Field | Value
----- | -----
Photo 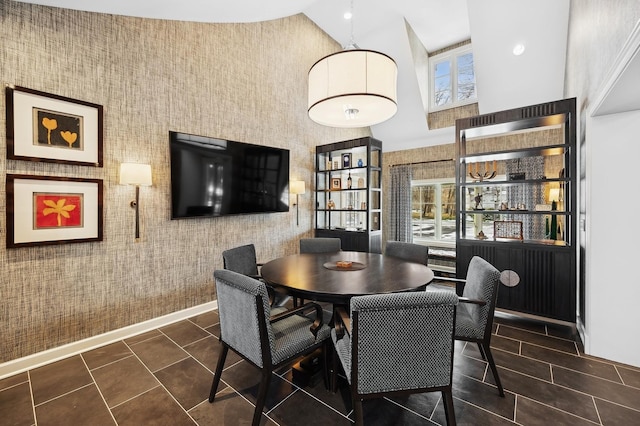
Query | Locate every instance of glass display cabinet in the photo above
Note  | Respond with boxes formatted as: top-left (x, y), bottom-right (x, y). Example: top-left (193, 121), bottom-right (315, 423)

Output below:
top-left (315, 137), bottom-right (382, 252)
top-left (455, 98), bottom-right (577, 322)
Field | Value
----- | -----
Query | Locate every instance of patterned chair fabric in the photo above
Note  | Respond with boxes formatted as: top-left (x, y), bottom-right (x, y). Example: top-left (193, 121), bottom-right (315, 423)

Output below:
top-left (454, 255), bottom-right (504, 397)
top-left (222, 244), bottom-right (260, 277)
top-left (210, 269), bottom-right (331, 425)
top-left (384, 241), bottom-right (429, 265)
top-left (299, 237), bottom-right (341, 253)
top-left (331, 290), bottom-right (458, 425)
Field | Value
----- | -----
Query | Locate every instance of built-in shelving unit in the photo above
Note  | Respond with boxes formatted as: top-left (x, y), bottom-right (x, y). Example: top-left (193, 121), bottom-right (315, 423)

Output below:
top-left (315, 137), bottom-right (382, 252)
top-left (455, 98), bottom-right (577, 322)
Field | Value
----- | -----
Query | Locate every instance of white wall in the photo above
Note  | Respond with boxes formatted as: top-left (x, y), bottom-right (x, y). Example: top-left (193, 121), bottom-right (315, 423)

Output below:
top-left (585, 109), bottom-right (640, 366)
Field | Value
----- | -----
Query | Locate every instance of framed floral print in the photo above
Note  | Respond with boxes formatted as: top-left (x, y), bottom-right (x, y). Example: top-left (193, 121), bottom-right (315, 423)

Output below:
top-left (6, 174), bottom-right (103, 248)
top-left (6, 86), bottom-right (103, 166)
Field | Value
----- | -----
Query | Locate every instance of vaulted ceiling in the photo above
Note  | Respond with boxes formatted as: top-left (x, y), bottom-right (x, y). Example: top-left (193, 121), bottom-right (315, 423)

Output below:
top-left (16, 0), bottom-right (570, 151)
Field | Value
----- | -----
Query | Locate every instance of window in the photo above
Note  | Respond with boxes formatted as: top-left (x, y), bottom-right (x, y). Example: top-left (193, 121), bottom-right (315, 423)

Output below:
top-left (411, 180), bottom-right (456, 244)
top-left (430, 45), bottom-right (476, 110)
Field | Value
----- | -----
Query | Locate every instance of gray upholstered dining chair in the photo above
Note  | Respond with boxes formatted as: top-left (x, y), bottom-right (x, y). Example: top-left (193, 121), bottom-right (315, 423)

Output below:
top-left (439, 255), bottom-right (504, 396)
top-left (299, 237), bottom-right (341, 253)
top-left (331, 290), bottom-right (459, 426)
top-left (384, 240), bottom-right (429, 265)
top-left (222, 243), bottom-right (289, 307)
top-left (209, 269), bottom-right (331, 426)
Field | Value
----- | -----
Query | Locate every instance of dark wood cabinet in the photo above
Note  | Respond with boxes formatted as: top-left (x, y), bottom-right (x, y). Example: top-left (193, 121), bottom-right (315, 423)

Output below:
top-left (455, 98), bottom-right (577, 322)
top-left (314, 137), bottom-right (382, 253)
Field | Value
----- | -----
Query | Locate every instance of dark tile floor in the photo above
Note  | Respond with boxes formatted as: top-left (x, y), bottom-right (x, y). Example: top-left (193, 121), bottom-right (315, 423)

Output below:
top-left (2, 307), bottom-right (640, 425)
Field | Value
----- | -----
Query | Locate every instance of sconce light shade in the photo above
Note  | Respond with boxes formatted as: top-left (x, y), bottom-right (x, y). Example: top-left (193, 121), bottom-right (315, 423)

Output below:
top-left (290, 180), bottom-right (306, 195)
top-left (308, 49), bottom-right (398, 128)
top-left (548, 188), bottom-right (560, 203)
top-left (119, 163), bottom-right (152, 186)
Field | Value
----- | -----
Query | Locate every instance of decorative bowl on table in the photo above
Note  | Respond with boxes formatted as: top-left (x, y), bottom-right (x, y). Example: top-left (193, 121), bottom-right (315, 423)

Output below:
top-left (336, 261), bottom-right (353, 269)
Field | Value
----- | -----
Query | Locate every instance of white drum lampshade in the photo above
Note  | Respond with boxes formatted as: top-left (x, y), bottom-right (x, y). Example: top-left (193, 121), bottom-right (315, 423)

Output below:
top-left (308, 49), bottom-right (398, 128)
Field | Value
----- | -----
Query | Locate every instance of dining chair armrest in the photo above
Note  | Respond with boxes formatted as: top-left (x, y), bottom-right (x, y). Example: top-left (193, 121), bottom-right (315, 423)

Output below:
top-left (433, 276), bottom-right (466, 296)
top-left (333, 306), bottom-right (351, 339)
top-left (458, 297), bottom-right (486, 306)
top-left (270, 302), bottom-right (324, 337)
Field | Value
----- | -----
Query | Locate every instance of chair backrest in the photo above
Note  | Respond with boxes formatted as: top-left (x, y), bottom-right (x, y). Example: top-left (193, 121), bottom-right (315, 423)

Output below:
top-left (299, 237), bottom-right (341, 254)
top-left (384, 241), bottom-right (429, 265)
top-left (214, 269), bottom-right (274, 367)
top-left (222, 244), bottom-right (259, 277)
top-left (461, 256), bottom-right (501, 337)
top-left (350, 290), bottom-right (458, 395)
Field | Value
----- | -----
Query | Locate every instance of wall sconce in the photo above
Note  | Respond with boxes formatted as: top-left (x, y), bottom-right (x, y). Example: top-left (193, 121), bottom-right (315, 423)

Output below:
top-left (290, 180), bottom-right (306, 226)
top-left (120, 163), bottom-right (152, 240)
top-left (548, 188), bottom-right (560, 206)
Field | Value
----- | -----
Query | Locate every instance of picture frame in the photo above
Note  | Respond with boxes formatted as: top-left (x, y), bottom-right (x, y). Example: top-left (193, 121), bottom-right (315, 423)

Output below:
top-left (6, 86), bottom-right (103, 167)
top-left (331, 177), bottom-right (342, 190)
top-left (342, 153), bottom-right (352, 169)
top-left (494, 220), bottom-right (523, 240)
top-left (6, 174), bottom-right (103, 248)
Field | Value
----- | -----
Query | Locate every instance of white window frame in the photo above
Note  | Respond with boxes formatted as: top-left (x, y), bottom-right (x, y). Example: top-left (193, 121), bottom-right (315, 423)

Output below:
top-left (429, 44), bottom-right (476, 112)
top-left (411, 178), bottom-right (456, 249)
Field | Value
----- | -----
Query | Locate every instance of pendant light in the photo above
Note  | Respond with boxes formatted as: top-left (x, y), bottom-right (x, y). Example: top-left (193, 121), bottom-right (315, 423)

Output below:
top-left (308, 0), bottom-right (398, 128)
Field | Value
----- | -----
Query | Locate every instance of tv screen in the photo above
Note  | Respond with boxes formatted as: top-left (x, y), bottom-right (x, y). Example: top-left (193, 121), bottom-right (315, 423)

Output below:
top-left (169, 131), bottom-right (290, 219)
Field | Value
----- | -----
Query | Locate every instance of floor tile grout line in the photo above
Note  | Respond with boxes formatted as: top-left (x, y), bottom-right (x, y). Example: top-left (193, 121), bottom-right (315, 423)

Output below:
top-left (120, 338), bottom-right (199, 425)
top-left (383, 395), bottom-right (432, 423)
top-left (79, 354), bottom-right (119, 425)
top-left (592, 395), bottom-right (604, 426)
top-left (275, 367), bottom-right (355, 421)
top-left (502, 363), bottom-right (640, 414)
top-left (613, 365), bottom-right (625, 385)
top-left (592, 396), bottom-right (640, 414)
top-left (32, 381), bottom-right (95, 409)
top-left (515, 394), bottom-right (602, 426)
top-left (550, 362), bottom-right (640, 389)
top-left (513, 394), bottom-right (518, 423)
top-left (27, 370), bottom-right (37, 426)
top-left (87, 353), bottom-right (136, 372)
top-left (451, 393), bottom-right (520, 424)
top-left (496, 323), bottom-right (580, 345)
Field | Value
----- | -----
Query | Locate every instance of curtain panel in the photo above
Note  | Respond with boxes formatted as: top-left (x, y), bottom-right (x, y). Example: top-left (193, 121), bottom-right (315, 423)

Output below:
top-left (390, 165), bottom-right (413, 242)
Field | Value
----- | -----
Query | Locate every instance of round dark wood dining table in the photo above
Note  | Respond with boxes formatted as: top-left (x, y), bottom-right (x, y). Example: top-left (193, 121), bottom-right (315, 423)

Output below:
top-left (260, 251), bottom-right (434, 305)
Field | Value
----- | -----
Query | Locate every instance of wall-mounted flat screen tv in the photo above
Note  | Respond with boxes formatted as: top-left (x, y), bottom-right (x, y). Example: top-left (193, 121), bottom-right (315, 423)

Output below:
top-left (169, 131), bottom-right (290, 219)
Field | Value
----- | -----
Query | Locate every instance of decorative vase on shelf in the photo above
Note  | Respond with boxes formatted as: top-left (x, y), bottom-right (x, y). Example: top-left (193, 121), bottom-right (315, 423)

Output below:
top-left (550, 201), bottom-right (557, 240)
top-left (347, 173), bottom-right (352, 189)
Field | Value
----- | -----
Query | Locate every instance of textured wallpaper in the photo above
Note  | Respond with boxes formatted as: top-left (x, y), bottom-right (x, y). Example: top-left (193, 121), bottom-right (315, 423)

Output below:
top-left (0, 1), bottom-right (368, 362)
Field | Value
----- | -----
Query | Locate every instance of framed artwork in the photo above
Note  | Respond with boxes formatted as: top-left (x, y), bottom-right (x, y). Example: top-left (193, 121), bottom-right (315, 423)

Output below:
top-left (6, 86), bottom-right (103, 166)
top-left (6, 174), bottom-right (103, 248)
top-left (331, 177), bottom-right (342, 190)
top-left (342, 153), bottom-right (352, 169)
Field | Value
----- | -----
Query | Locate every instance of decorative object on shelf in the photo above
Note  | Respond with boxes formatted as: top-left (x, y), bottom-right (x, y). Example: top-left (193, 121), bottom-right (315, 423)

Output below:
top-left (290, 180), bottom-right (306, 226)
top-left (499, 202), bottom-right (509, 210)
top-left (473, 193), bottom-right (483, 210)
top-left (120, 163), bottom-right (152, 240)
top-left (476, 231), bottom-right (487, 240)
top-left (494, 220), bottom-right (524, 240)
top-left (468, 160), bottom-right (497, 181)
top-left (361, 201), bottom-right (366, 209)
top-left (334, 160), bottom-right (340, 169)
top-left (6, 85), bottom-right (104, 166)
top-left (326, 159), bottom-right (332, 170)
top-left (357, 158), bottom-right (364, 167)
top-left (347, 172), bottom-right (352, 188)
top-left (342, 153), bottom-right (352, 169)
top-left (307, 0), bottom-right (397, 128)
top-left (331, 177), bottom-right (341, 190)
top-left (327, 199), bottom-right (336, 209)
top-left (6, 174), bottom-right (103, 248)
top-left (507, 172), bottom-right (526, 181)
top-left (357, 177), bottom-right (364, 188)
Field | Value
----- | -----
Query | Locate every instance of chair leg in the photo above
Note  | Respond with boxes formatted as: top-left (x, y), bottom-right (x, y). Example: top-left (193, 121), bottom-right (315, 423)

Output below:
top-left (442, 388), bottom-right (456, 426)
top-left (354, 399), bottom-right (364, 426)
top-left (330, 342), bottom-right (338, 392)
top-left (322, 340), bottom-right (331, 390)
top-left (252, 370), bottom-right (272, 426)
top-left (482, 342), bottom-right (505, 397)
top-left (209, 344), bottom-right (229, 402)
top-left (477, 342), bottom-right (487, 360)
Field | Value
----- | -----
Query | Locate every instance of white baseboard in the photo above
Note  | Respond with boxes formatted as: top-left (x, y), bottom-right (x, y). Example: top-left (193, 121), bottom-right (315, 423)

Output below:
top-left (0, 301), bottom-right (218, 380)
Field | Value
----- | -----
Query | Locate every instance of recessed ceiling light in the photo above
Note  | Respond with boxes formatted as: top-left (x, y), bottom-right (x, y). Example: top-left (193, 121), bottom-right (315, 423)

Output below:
top-left (513, 43), bottom-right (526, 56)
top-left (344, 11), bottom-right (352, 20)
